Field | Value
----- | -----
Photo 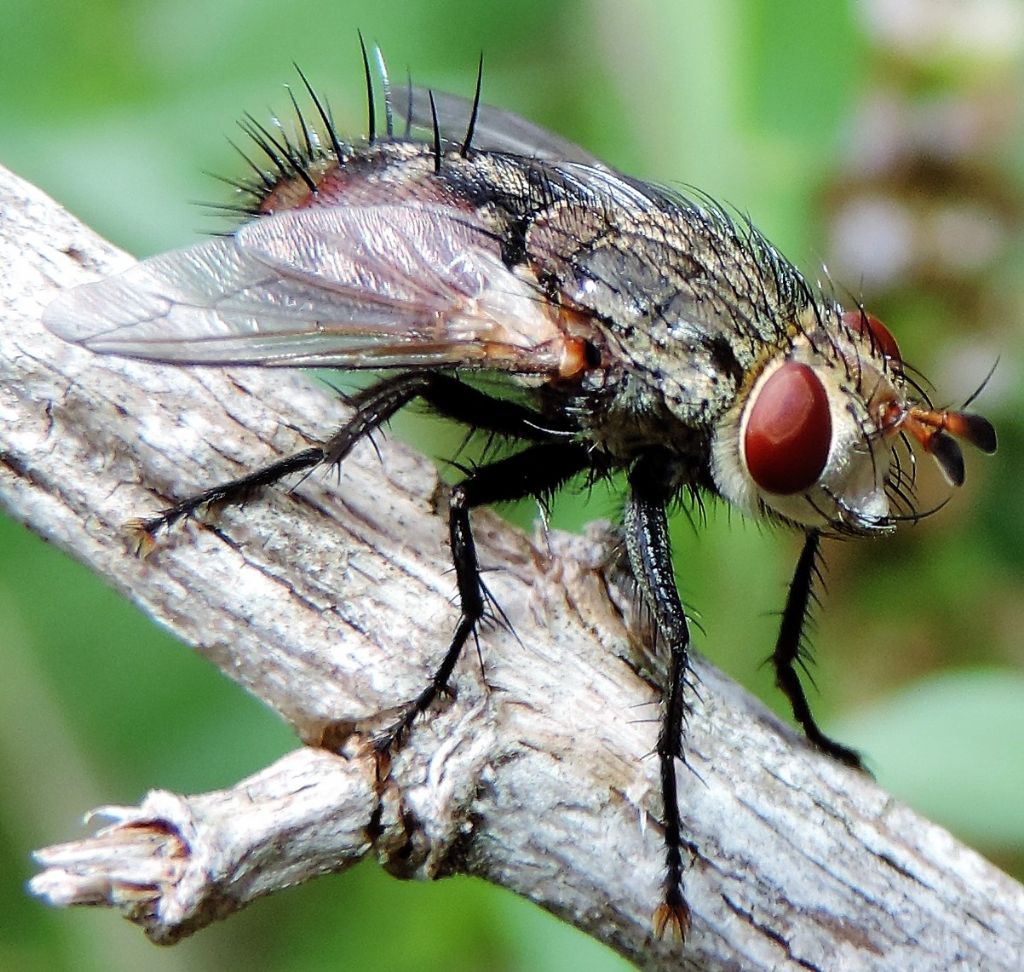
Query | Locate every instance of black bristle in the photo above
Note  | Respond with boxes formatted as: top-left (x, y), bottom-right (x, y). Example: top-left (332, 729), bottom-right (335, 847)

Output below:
top-left (358, 30), bottom-right (376, 143)
top-left (242, 113), bottom-right (318, 194)
top-left (295, 63), bottom-right (344, 162)
top-left (239, 116), bottom-right (291, 183)
top-left (403, 69), bottom-right (413, 138)
top-left (461, 52), bottom-right (484, 157)
top-left (429, 89), bottom-right (442, 174)
top-left (287, 84), bottom-right (317, 161)
top-left (224, 140), bottom-right (275, 190)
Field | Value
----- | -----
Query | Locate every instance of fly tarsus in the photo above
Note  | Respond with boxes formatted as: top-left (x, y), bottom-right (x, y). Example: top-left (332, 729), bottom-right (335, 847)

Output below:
top-left (127, 446), bottom-right (326, 556)
top-left (372, 614), bottom-right (477, 754)
top-left (653, 891), bottom-right (692, 942)
top-left (653, 737), bottom-right (693, 941)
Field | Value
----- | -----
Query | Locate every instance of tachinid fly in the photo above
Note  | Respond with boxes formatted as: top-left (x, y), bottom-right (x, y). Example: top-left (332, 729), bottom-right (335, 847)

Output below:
top-left (43, 42), bottom-right (997, 939)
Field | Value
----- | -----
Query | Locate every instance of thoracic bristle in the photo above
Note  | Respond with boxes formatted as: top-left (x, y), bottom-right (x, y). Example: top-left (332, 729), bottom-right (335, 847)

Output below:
top-left (208, 67), bottom-right (352, 221)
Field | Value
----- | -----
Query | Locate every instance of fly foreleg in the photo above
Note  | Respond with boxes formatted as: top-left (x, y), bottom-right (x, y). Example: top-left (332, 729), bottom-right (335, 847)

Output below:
top-left (625, 453), bottom-right (696, 941)
top-left (772, 531), bottom-right (863, 768)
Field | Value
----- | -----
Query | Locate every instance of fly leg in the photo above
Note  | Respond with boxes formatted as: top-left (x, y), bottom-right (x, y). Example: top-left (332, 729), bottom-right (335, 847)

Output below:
top-left (772, 531), bottom-right (863, 768)
top-left (129, 448), bottom-right (325, 552)
top-left (374, 440), bottom-right (592, 751)
top-left (130, 371), bottom-right (556, 550)
top-left (624, 452), bottom-right (695, 940)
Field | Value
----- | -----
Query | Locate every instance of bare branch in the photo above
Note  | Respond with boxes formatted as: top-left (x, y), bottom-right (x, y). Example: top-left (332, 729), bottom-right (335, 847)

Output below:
top-left (29, 748), bottom-right (377, 944)
top-left (3, 164), bottom-right (1022, 971)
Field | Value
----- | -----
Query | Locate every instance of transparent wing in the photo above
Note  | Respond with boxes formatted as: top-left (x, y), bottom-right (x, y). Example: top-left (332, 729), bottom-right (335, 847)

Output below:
top-left (44, 204), bottom-right (569, 372)
top-left (394, 85), bottom-right (608, 167)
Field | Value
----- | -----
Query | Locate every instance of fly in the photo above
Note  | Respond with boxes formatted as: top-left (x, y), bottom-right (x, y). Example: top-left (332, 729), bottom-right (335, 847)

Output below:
top-left (42, 40), bottom-right (997, 940)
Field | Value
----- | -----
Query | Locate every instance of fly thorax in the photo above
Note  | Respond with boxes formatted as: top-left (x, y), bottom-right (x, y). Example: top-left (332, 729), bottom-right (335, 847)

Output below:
top-left (709, 311), bottom-right (905, 536)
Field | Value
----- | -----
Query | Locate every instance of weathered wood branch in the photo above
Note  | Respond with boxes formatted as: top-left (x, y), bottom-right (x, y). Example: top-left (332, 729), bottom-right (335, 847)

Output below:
top-left (2, 163), bottom-right (1022, 971)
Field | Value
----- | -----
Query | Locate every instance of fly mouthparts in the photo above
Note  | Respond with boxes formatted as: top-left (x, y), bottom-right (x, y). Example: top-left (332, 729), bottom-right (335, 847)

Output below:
top-left (902, 406), bottom-right (998, 488)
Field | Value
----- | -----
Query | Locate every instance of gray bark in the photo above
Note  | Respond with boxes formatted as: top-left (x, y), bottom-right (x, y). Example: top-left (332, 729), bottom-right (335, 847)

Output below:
top-left (2, 163), bottom-right (1022, 971)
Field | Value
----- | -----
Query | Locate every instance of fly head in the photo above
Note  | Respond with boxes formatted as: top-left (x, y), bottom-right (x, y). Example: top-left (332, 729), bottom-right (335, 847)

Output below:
top-left (710, 304), bottom-right (997, 536)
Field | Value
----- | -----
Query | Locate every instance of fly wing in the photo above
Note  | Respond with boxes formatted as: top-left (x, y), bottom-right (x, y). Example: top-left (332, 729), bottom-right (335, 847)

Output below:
top-left (395, 85), bottom-right (608, 167)
top-left (44, 204), bottom-right (570, 372)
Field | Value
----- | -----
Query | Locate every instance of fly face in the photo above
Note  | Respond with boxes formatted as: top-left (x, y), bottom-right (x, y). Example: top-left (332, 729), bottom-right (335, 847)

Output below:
top-left (41, 44), bottom-right (998, 942)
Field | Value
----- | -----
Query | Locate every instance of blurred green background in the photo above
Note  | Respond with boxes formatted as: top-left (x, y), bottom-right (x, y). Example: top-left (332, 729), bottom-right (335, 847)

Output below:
top-left (2, 1), bottom-right (1022, 969)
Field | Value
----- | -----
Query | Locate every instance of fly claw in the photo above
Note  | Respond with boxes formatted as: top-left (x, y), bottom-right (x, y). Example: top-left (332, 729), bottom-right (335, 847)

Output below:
top-left (653, 893), bottom-right (692, 942)
top-left (43, 42), bottom-right (997, 942)
top-left (125, 517), bottom-right (160, 559)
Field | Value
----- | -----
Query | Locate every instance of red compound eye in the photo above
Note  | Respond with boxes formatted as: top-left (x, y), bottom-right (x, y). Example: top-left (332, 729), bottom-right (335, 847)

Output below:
top-left (744, 362), bottom-right (832, 495)
top-left (842, 309), bottom-right (902, 364)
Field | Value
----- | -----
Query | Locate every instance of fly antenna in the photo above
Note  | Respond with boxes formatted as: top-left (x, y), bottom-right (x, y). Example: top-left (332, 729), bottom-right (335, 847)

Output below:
top-left (294, 64), bottom-right (344, 162)
top-left (358, 30), bottom-right (376, 142)
top-left (373, 43), bottom-right (394, 138)
top-left (429, 89), bottom-right (442, 174)
top-left (461, 52), bottom-right (484, 157)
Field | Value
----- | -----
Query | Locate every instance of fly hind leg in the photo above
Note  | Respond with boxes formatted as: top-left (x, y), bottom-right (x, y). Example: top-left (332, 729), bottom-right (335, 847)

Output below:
top-left (129, 447), bottom-right (325, 554)
top-left (130, 371), bottom-right (557, 553)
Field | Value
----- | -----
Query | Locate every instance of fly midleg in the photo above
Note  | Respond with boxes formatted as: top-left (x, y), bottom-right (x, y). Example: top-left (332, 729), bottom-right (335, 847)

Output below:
top-left (374, 440), bottom-right (591, 751)
top-left (772, 531), bottom-right (864, 769)
top-left (624, 452), bottom-right (696, 940)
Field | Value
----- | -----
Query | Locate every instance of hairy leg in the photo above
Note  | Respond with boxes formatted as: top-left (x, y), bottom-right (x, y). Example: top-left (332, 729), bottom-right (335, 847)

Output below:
top-left (375, 439), bottom-right (593, 749)
top-left (772, 531), bottom-right (863, 768)
top-left (130, 371), bottom-right (557, 547)
top-left (625, 451), bottom-right (696, 940)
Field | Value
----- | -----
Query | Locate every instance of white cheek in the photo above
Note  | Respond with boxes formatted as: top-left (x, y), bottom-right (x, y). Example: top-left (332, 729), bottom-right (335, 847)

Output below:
top-left (711, 374), bottom-right (893, 532)
top-left (821, 411), bottom-right (892, 526)
top-left (710, 407), bottom-right (760, 518)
